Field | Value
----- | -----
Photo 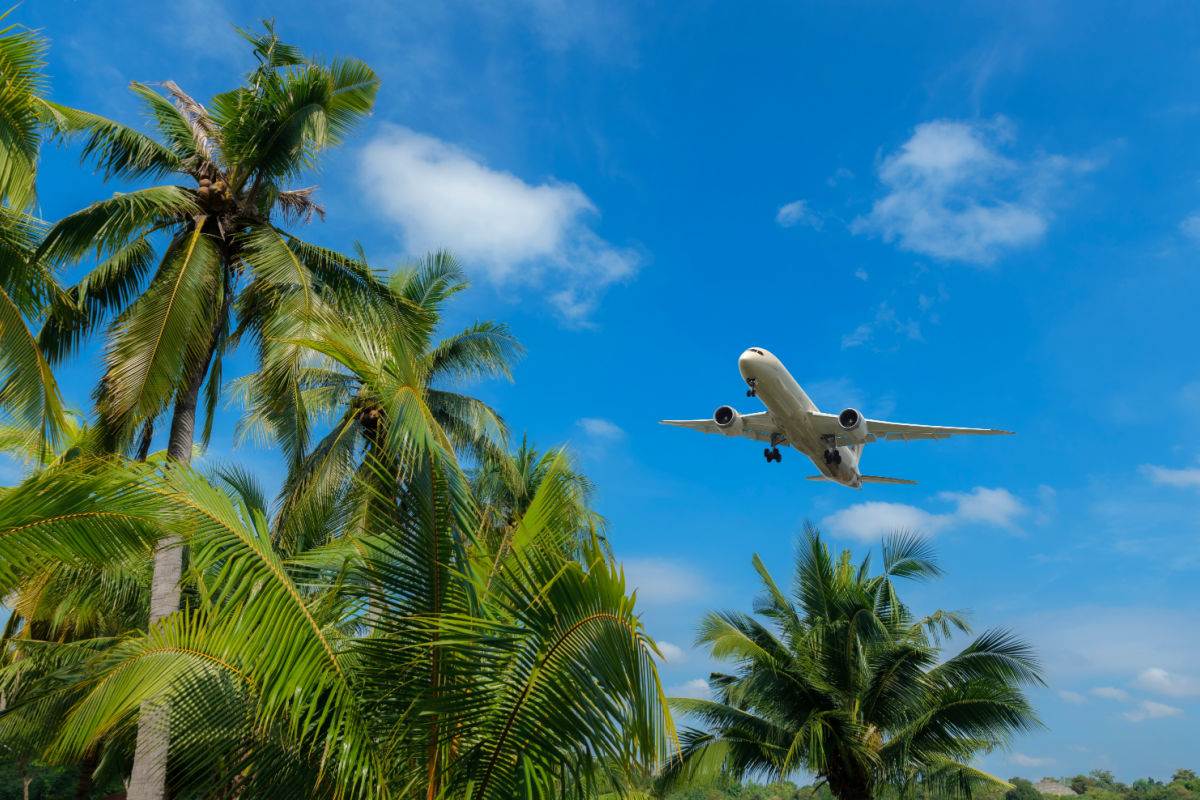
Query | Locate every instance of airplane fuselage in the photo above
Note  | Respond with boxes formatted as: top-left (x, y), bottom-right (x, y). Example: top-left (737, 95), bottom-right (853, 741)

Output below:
top-left (738, 348), bottom-right (865, 488)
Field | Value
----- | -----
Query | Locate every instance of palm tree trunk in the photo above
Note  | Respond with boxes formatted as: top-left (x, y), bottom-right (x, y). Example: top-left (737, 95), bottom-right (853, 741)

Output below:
top-left (127, 292), bottom-right (230, 800)
top-left (72, 749), bottom-right (99, 800)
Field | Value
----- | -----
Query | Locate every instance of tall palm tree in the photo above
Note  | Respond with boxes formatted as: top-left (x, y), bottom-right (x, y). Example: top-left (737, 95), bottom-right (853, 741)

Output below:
top-left (33, 22), bottom-right (379, 799)
top-left (0, 12), bottom-right (65, 451)
top-left (663, 527), bottom-right (1044, 800)
top-left (234, 251), bottom-right (520, 554)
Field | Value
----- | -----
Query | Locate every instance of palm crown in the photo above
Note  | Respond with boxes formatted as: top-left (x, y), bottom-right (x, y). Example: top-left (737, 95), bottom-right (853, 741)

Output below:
top-left (664, 527), bottom-right (1044, 800)
top-left (36, 21), bottom-right (379, 452)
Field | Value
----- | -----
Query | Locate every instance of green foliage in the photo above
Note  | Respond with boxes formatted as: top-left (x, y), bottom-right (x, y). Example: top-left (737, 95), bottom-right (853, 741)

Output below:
top-left (1006, 778), bottom-right (1042, 800)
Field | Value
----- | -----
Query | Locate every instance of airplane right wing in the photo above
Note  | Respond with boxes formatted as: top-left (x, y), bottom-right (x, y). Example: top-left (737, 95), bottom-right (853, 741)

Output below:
top-left (659, 411), bottom-right (784, 445)
top-left (807, 412), bottom-right (1013, 445)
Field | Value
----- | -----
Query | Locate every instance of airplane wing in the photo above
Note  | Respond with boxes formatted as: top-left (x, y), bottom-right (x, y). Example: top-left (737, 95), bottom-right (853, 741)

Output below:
top-left (807, 412), bottom-right (1013, 445)
top-left (659, 412), bottom-right (784, 445)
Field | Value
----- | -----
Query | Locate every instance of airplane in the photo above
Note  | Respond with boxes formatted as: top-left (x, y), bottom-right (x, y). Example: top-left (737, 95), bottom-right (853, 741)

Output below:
top-left (660, 347), bottom-right (1013, 489)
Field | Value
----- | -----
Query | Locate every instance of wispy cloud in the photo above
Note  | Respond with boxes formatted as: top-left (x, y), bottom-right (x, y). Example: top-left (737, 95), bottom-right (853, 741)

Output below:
top-left (1020, 607), bottom-right (1200, 681)
top-left (1011, 753), bottom-right (1056, 768)
top-left (776, 200), bottom-right (823, 230)
top-left (1133, 667), bottom-right (1200, 698)
top-left (842, 301), bottom-right (923, 349)
top-left (1180, 213), bottom-right (1200, 241)
top-left (577, 418), bottom-right (625, 440)
top-left (1123, 700), bottom-right (1183, 723)
top-left (801, 377), bottom-right (895, 420)
top-left (1140, 461), bottom-right (1200, 489)
top-left (359, 125), bottom-right (638, 323)
top-left (1057, 690), bottom-right (1088, 705)
top-left (852, 117), bottom-right (1096, 264)
top-left (656, 641), bottom-right (686, 664)
top-left (1091, 686), bottom-right (1130, 702)
top-left (668, 678), bottom-right (711, 700)
top-left (623, 558), bottom-right (708, 606)
top-left (821, 487), bottom-right (1026, 542)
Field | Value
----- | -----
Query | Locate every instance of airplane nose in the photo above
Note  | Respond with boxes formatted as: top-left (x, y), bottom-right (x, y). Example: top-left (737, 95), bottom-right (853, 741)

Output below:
top-left (738, 348), bottom-right (763, 378)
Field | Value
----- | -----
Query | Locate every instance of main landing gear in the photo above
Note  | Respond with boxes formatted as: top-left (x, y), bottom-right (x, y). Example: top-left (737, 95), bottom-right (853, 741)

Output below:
top-left (821, 436), bottom-right (843, 466)
top-left (763, 447), bottom-right (782, 463)
top-left (746, 378), bottom-right (757, 398)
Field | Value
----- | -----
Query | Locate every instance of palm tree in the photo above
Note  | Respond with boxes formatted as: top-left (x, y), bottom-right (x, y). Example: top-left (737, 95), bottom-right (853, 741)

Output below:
top-left (0, 444), bottom-right (673, 798)
top-left (663, 527), bottom-right (1044, 800)
top-left (0, 12), bottom-right (66, 451)
top-left (234, 251), bottom-right (520, 554)
top-left (33, 22), bottom-right (379, 799)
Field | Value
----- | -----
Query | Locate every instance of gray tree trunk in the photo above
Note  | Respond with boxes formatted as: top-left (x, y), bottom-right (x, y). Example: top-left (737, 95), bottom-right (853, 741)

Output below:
top-left (126, 291), bottom-right (229, 800)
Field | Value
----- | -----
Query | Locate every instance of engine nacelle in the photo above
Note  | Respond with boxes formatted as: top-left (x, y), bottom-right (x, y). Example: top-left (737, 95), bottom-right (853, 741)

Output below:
top-left (714, 405), bottom-right (744, 434)
top-left (838, 407), bottom-right (869, 442)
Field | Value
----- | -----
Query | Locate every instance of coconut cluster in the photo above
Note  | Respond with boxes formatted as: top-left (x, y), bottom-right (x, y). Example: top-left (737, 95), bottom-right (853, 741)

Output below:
top-left (196, 175), bottom-right (228, 203)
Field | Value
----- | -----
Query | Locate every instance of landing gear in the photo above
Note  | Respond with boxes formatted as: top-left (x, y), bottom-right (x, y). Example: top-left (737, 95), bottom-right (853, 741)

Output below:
top-left (763, 447), bottom-right (781, 463)
top-left (746, 378), bottom-right (757, 398)
top-left (747, 388), bottom-right (756, 397)
top-left (822, 448), bottom-right (843, 466)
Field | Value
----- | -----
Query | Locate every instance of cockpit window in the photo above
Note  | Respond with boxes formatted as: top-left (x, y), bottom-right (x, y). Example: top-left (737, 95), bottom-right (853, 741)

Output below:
top-left (750, 348), bottom-right (765, 355)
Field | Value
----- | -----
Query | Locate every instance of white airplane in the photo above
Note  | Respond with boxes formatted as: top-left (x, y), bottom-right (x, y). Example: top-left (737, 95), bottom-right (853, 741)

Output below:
top-left (660, 347), bottom-right (1013, 489)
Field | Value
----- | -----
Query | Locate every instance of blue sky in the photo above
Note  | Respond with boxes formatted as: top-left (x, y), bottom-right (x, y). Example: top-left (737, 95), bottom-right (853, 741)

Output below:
top-left (16, 0), bottom-right (1200, 784)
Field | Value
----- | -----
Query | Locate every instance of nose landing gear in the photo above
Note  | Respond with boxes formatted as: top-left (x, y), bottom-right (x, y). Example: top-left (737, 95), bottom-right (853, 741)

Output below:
top-left (746, 378), bottom-right (757, 398)
top-left (763, 447), bottom-right (782, 463)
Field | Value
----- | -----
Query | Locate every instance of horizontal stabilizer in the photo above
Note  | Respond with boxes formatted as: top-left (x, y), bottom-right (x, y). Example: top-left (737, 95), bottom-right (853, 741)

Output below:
top-left (806, 475), bottom-right (918, 485)
top-left (861, 474), bottom-right (918, 485)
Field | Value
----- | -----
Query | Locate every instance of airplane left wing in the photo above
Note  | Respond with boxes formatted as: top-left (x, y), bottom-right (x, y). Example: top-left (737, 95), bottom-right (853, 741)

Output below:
top-left (660, 412), bottom-right (783, 445)
top-left (807, 412), bottom-right (1012, 445)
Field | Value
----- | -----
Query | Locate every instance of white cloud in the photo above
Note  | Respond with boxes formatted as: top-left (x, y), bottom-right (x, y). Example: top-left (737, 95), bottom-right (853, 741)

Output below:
top-left (938, 487), bottom-right (1025, 530)
top-left (852, 117), bottom-right (1093, 264)
top-left (623, 558), bottom-right (707, 606)
top-left (1091, 686), bottom-right (1130, 701)
top-left (669, 678), bottom-right (711, 700)
top-left (822, 502), bottom-right (947, 542)
top-left (577, 417), bottom-right (625, 440)
top-left (1057, 690), bottom-right (1088, 705)
top-left (821, 487), bottom-right (1025, 542)
top-left (1140, 463), bottom-right (1200, 489)
top-left (1180, 213), bottom-right (1200, 241)
top-left (854, 268), bottom-right (868, 281)
top-left (1133, 667), bottom-right (1200, 698)
top-left (776, 200), bottom-right (823, 230)
top-left (1011, 753), bottom-right (1056, 768)
top-left (359, 125), bottom-right (637, 322)
top-left (656, 641), bottom-right (686, 663)
top-left (1123, 700), bottom-right (1182, 723)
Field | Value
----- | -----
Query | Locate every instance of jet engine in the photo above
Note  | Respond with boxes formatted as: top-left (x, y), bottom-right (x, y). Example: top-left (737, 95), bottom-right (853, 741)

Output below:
top-left (714, 405), bottom-right (744, 434)
top-left (838, 407), bottom-right (869, 442)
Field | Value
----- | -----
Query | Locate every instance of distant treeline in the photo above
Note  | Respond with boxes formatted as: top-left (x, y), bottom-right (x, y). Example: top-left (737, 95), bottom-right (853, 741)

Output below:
top-left (652, 769), bottom-right (1200, 800)
top-left (5, 762), bottom-right (1199, 800)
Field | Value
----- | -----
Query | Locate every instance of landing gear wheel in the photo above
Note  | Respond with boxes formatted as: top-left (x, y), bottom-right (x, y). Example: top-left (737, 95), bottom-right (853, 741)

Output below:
top-left (771, 447), bottom-right (782, 462)
top-left (832, 449), bottom-right (842, 465)
top-left (746, 388), bottom-right (756, 397)
top-left (763, 448), bottom-right (773, 463)
top-left (823, 449), bottom-right (833, 465)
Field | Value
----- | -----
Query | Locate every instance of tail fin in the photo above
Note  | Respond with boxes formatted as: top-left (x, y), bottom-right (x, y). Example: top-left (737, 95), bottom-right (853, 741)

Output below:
top-left (860, 474), bottom-right (918, 485)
